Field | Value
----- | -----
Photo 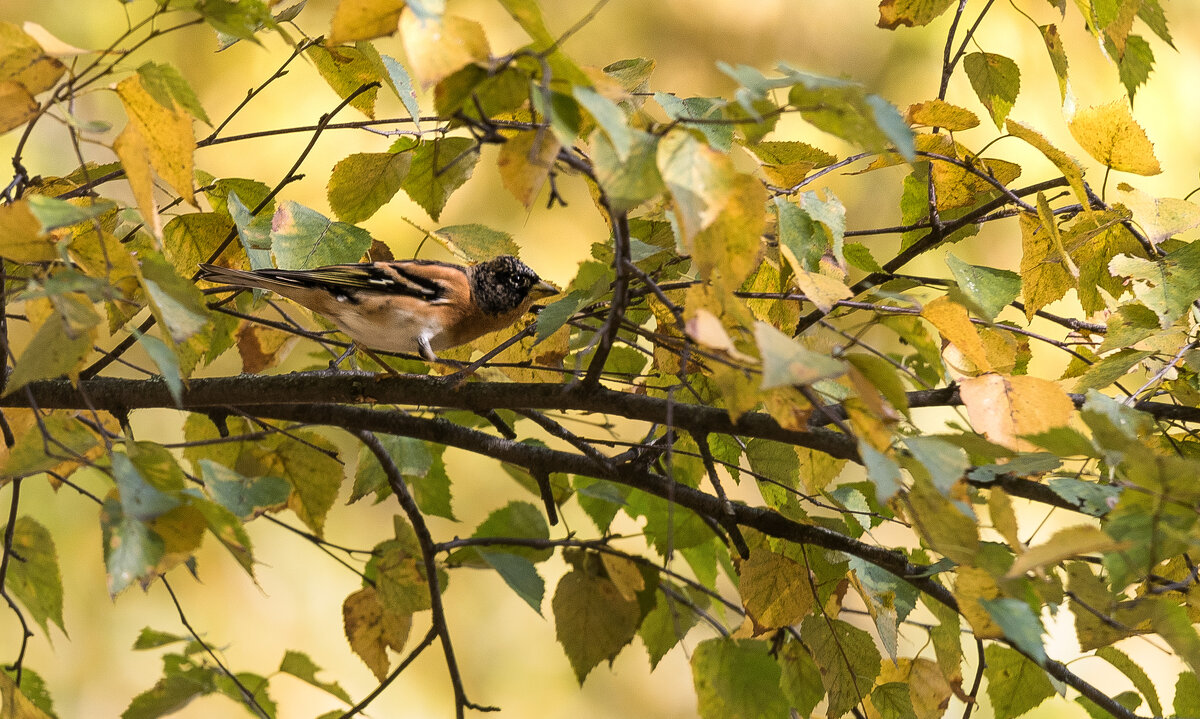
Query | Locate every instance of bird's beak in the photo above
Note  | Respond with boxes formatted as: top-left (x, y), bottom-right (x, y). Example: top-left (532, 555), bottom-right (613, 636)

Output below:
top-left (531, 280), bottom-right (559, 299)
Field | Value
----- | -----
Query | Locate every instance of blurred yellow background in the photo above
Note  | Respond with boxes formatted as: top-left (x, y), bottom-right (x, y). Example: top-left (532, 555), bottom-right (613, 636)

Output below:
top-left (2, 1), bottom-right (1199, 717)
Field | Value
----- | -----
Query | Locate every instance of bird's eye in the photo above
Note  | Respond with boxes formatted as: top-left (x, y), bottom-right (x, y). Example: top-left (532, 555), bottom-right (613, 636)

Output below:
top-left (507, 274), bottom-right (523, 288)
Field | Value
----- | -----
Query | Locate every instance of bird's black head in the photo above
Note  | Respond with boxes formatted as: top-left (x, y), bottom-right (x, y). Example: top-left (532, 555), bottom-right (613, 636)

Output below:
top-left (470, 255), bottom-right (556, 315)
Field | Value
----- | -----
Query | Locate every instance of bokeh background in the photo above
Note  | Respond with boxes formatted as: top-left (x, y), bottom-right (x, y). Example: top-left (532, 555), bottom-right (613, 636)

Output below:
top-left (2, 1), bottom-right (1200, 717)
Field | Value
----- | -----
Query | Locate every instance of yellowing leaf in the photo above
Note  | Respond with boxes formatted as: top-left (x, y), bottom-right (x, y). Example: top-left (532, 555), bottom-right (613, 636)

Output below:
top-left (685, 309), bottom-right (753, 363)
top-left (399, 12), bottom-right (489, 88)
top-left (0, 200), bottom-right (53, 261)
top-left (739, 549), bottom-right (813, 629)
top-left (1007, 525), bottom-right (1130, 578)
top-left (877, 0), bottom-right (956, 28)
top-left (905, 99), bottom-right (979, 131)
top-left (954, 566), bottom-right (1002, 638)
top-left (1068, 99), bottom-right (1161, 175)
top-left (599, 553), bottom-right (644, 602)
top-left (754, 321), bottom-right (845, 389)
top-left (1113, 182), bottom-right (1200, 245)
top-left (4, 312), bottom-right (93, 396)
top-left (114, 123), bottom-right (162, 239)
top-left (744, 141), bottom-right (836, 189)
top-left (553, 569), bottom-right (639, 684)
top-left (959, 373), bottom-right (1074, 452)
top-left (327, 151), bottom-right (411, 223)
top-left (0, 671), bottom-right (53, 719)
top-left (116, 74), bottom-right (196, 207)
top-left (307, 43), bottom-right (382, 118)
top-left (0, 21), bottom-right (66, 94)
top-left (343, 586), bottom-right (412, 680)
top-left (963, 52), bottom-right (1019, 129)
top-left (329, 0), bottom-right (405, 44)
top-left (1006, 119), bottom-right (1090, 210)
top-left (498, 130), bottom-right (560, 207)
top-left (1019, 211), bottom-right (1072, 320)
top-left (0, 80), bottom-right (37, 133)
top-left (921, 296), bottom-right (991, 373)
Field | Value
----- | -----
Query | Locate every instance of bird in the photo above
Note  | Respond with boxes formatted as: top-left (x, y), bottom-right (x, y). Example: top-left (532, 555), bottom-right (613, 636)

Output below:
top-left (197, 255), bottom-right (557, 362)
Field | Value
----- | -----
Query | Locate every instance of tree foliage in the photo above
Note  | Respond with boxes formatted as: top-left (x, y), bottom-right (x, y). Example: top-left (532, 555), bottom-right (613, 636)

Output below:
top-left (1, 1), bottom-right (1198, 718)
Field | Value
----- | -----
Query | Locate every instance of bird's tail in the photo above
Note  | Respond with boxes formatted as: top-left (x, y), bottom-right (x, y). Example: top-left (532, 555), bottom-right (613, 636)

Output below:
top-left (197, 263), bottom-right (304, 293)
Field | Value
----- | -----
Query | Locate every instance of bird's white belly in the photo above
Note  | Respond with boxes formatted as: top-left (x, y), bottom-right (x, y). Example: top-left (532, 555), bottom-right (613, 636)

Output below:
top-left (329, 304), bottom-right (445, 353)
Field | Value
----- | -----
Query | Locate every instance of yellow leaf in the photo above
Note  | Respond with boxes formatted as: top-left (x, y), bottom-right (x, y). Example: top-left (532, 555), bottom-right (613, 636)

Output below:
top-left (905, 99), bottom-right (980, 131)
top-left (793, 269), bottom-right (851, 313)
top-left (1019, 211), bottom-right (1072, 320)
top-left (343, 586), bottom-right (412, 681)
top-left (1113, 182), bottom-right (1200, 246)
top-left (113, 123), bottom-right (161, 240)
top-left (116, 74), bottom-right (196, 214)
top-left (0, 200), bottom-right (53, 261)
top-left (1068, 99), bottom-right (1161, 176)
top-left (921, 296), bottom-right (991, 373)
top-left (400, 12), bottom-right (489, 88)
top-left (953, 566), bottom-right (1002, 638)
top-left (1006, 119), bottom-right (1090, 211)
top-left (498, 130), bottom-right (561, 207)
top-left (739, 548), bottom-right (813, 630)
top-left (0, 21), bottom-right (66, 94)
top-left (959, 373), bottom-right (1074, 451)
top-left (710, 364), bottom-right (761, 423)
top-left (0, 80), bottom-right (37, 133)
top-left (600, 553), bottom-right (644, 602)
top-left (686, 308), bottom-right (752, 362)
top-left (988, 488), bottom-right (1022, 553)
top-left (1007, 525), bottom-right (1130, 578)
top-left (0, 671), bottom-right (53, 719)
top-left (328, 0), bottom-right (404, 44)
top-left (237, 323), bottom-right (299, 374)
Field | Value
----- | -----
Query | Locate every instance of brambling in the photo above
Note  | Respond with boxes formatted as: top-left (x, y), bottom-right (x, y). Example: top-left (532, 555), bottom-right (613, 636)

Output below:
top-left (197, 255), bottom-right (557, 362)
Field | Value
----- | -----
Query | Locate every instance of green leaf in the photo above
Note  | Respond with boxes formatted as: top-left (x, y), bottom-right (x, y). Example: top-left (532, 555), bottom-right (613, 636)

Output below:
top-left (279, 650), bottom-right (352, 704)
top-left (983, 645), bottom-right (1054, 719)
top-left (782, 67), bottom-right (915, 160)
top-left (552, 569), bottom-right (640, 684)
top-left (1072, 348), bottom-right (1153, 392)
top-left (460, 501), bottom-right (551, 563)
top-left (3, 311), bottom-right (93, 396)
top-left (1046, 477), bottom-right (1119, 517)
top-left (963, 52), bottom-right (1020, 128)
top-left (260, 432), bottom-right (342, 535)
top-left (980, 598), bottom-right (1046, 664)
top-left (25, 194), bottom-right (115, 233)
top-left (133, 627), bottom-right (188, 650)
top-left (111, 450), bottom-right (182, 521)
top-left (101, 496), bottom-right (165, 596)
top-left (162, 212), bottom-right (233, 279)
top-left (1, 666), bottom-right (56, 718)
top-left (575, 86), bottom-right (631, 160)
top-left (903, 436), bottom-right (968, 494)
top-left (1114, 34), bottom-right (1154, 102)
top-left (2, 517), bottom-right (64, 637)
top-left (861, 442), bottom-right (903, 503)
top-left (138, 255), bottom-right (210, 344)
top-left (327, 152), bottom-right (411, 223)
top-left (871, 682), bottom-right (916, 719)
top-left (778, 640), bottom-right (823, 717)
top-left (800, 616), bottom-right (881, 718)
top-left (398, 137), bottom-right (479, 220)
top-left (638, 588), bottom-right (700, 670)
top-left (592, 128), bottom-right (665, 213)
top-left (433, 224), bottom-right (521, 262)
top-left (1110, 239), bottom-right (1200, 328)
top-left (1176, 671), bottom-right (1200, 719)
top-left (1, 413), bottom-right (98, 479)
top-left (379, 54), bottom-right (421, 127)
top-left (945, 253), bottom-right (1021, 321)
top-left (270, 200), bottom-right (373, 270)
top-left (1096, 646), bottom-right (1161, 717)
top-left (136, 61), bottom-right (211, 124)
top-left (121, 668), bottom-right (214, 719)
top-left (1039, 24), bottom-right (1070, 99)
top-left (199, 459), bottom-right (289, 520)
top-left (478, 550), bottom-right (544, 615)
top-left (133, 331), bottom-right (184, 406)
top-left (754, 321), bottom-right (846, 388)
top-left (691, 638), bottom-right (788, 719)
top-left (655, 93), bottom-right (732, 150)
